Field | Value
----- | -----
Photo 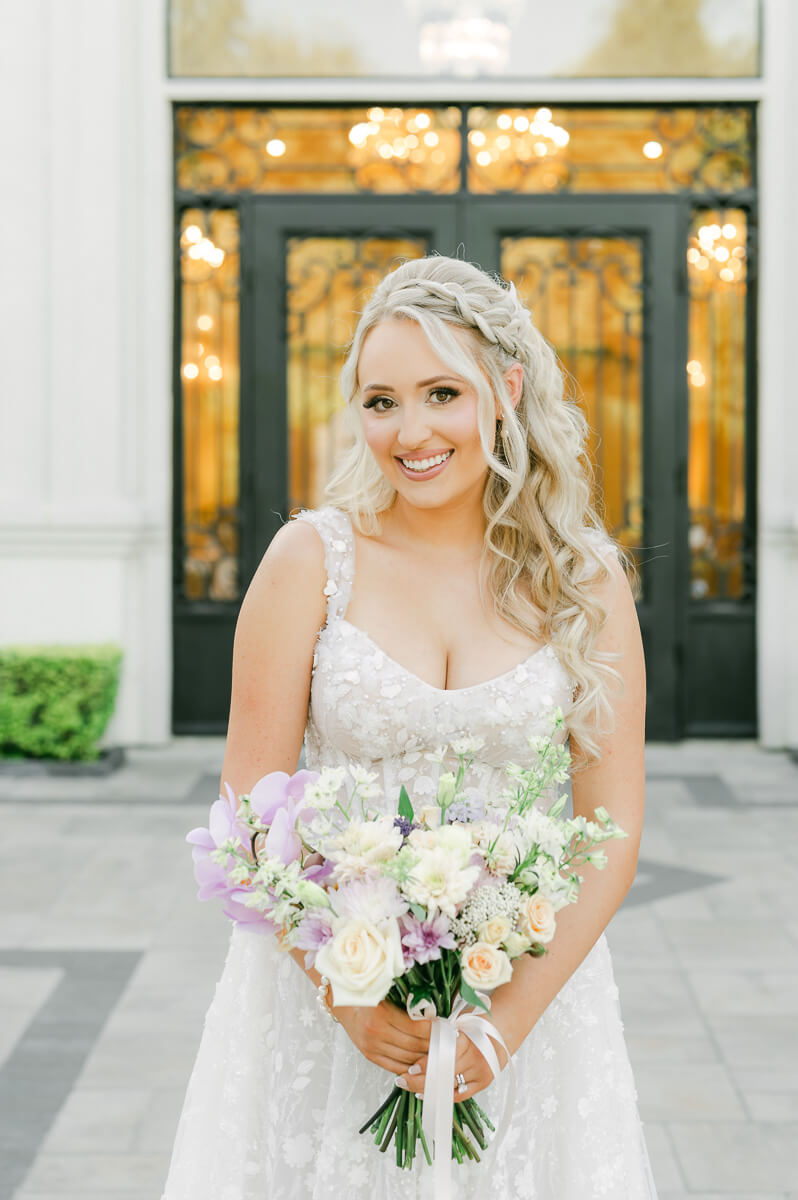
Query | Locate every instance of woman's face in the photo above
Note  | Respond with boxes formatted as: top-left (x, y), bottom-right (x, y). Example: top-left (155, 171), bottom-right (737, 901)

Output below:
top-left (356, 318), bottom-right (492, 511)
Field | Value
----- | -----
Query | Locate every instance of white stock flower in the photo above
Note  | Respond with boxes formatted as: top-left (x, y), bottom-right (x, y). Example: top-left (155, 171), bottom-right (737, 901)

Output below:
top-left (314, 916), bottom-right (404, 1006)
top-left (450, 736), bottom-right (485, 757)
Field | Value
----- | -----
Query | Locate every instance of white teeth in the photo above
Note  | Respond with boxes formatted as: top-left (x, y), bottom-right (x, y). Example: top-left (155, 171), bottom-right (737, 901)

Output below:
top-left (400, 451), bottom-right (452, 472)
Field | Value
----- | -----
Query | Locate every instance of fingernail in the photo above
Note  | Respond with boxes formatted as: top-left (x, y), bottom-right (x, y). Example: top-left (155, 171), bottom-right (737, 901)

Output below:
top-left (408, 1064), bottom-right (421, 1076)
top-left (395, 1077), bottom-right (408, 1089)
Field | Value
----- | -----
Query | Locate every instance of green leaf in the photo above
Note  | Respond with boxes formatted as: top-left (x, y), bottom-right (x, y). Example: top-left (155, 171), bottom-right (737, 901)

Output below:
top-left (459, 980), bottom-right (490, 1012)
top-left (409, 902), bottom-right (426, 920)
top-left (398, 785), bottom-right (415, 823)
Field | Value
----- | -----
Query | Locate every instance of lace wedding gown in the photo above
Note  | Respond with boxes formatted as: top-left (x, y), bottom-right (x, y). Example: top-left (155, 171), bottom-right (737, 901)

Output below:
top-left (161, 506), bottom-right (659, 1200)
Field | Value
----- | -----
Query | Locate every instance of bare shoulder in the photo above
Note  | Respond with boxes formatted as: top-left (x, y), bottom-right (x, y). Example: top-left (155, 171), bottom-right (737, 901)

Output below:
top-left (241, 517), bottom-right (327, 623)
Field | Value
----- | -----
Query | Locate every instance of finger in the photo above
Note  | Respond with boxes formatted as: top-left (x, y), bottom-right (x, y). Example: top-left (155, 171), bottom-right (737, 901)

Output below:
top-left (395, 1053), bottom-right (427, 1094)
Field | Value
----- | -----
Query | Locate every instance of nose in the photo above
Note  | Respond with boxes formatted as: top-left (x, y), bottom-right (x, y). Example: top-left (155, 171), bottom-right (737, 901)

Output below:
top-left (396, 402), bottom-right (433, 450)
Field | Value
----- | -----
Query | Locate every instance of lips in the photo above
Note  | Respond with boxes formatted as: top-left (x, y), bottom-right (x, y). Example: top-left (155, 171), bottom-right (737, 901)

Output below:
top-left (396, 450), bottom-right (454, 476)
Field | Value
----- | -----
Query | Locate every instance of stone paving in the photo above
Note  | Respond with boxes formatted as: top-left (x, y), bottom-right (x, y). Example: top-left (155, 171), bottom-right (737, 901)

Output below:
top-left (0, 737), bottom-right (796, 1199)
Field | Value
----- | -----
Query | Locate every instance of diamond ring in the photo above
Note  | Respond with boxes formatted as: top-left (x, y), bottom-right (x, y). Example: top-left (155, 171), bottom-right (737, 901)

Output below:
top-left (455, 1073), bottom-right (466, 1089)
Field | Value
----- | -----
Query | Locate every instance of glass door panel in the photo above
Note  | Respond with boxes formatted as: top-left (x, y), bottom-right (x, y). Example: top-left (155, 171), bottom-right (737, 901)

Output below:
top-left (502, 235), bottom-right (644, 579)
top-left (286, 235), bottom-right (427, 511)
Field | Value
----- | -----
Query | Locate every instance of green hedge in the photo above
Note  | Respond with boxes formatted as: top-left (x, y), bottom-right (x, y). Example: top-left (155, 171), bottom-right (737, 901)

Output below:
top-left (0, 644), bottom-right (123, 762)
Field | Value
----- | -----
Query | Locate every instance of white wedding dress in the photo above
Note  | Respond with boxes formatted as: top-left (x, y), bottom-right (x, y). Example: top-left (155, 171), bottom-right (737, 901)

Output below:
top-left (161, 506), bottom-right (659, 1200)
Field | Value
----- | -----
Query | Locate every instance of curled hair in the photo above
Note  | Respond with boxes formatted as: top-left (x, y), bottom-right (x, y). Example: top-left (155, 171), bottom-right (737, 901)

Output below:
top-left (325, 255), bottom-right (640, 769)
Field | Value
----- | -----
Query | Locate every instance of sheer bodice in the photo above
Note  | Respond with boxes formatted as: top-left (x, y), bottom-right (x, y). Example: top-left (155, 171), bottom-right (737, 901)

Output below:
top-left (161, 506), bottom-right (659, 1200)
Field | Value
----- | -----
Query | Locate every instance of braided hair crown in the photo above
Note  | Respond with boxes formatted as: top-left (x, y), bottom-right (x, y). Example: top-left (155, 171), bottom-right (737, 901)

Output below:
top-left (367, 255), bottom-right (536, 364)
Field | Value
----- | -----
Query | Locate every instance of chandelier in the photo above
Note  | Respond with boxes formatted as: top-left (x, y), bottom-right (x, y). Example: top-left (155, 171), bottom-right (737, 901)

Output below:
top-left (407, 0), bottom-right (525, 77)
top-left (470, 108), bottom-right (570, 167)
top-left (687, 221), bottom-right (746, 284)
top-left (348, 108), bottom-right (447, 166)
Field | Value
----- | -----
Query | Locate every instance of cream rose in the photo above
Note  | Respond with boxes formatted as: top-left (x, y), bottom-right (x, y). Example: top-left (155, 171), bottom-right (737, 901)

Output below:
top-left (461, 941), bottom-right (513, 991)
top-left (314, 916), bottom-right (403, 1007)
top-left (476, 914), bottom-right (513, 946)
top-left (518, 894), bottom-right (556, 945)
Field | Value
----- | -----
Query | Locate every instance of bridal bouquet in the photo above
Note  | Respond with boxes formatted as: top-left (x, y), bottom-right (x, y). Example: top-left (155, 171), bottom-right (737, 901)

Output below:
top-left (187, 707), bottom-right (626, 1177)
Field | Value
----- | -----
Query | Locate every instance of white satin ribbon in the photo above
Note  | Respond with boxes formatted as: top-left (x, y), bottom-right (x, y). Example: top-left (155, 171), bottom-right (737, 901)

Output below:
top-left (408, 991), bottom-right (516, 1200)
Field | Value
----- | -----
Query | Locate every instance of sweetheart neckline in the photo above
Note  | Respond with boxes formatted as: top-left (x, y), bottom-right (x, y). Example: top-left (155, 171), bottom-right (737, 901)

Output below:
top-left (333, 618), bottom-right (558, 695)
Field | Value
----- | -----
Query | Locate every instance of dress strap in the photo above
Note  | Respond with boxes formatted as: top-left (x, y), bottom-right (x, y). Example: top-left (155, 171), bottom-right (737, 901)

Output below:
top-left (291, 506), bottom-right (355, 624)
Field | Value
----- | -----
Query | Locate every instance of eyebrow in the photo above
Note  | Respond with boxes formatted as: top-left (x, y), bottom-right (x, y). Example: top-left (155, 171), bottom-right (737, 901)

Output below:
top-left (361, 375), bottom-right (465, 392)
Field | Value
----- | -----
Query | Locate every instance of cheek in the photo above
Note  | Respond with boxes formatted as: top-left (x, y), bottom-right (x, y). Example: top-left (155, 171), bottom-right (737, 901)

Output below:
top-left (360, 414), bottom-right (394, 459)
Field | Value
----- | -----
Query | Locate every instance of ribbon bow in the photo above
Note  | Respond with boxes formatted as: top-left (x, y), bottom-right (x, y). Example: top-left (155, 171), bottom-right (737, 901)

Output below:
top-left (409, 991), bottom-right (515, 1200)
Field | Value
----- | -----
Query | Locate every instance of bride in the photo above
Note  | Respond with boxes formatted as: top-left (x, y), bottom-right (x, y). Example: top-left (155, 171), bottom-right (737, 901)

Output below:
top-left (162, 255), bottom-right (658, 1198)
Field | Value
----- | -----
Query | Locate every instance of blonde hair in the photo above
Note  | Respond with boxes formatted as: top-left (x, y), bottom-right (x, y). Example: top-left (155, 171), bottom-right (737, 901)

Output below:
top-left (325, 255), bottom-right (640, 769)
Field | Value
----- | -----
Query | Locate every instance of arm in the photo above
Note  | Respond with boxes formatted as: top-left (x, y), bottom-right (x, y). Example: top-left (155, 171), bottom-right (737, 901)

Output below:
top-left (220, 519), bottom-right (430, 1076)
top-left (397, 549), bottom-right (646, 1099)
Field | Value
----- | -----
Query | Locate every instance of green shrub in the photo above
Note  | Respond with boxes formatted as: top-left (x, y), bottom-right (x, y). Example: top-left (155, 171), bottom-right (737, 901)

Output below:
top-left (0, 644), bottom-right (123, 761)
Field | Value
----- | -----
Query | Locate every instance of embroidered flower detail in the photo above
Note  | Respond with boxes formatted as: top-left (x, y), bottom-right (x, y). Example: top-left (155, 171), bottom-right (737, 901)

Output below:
top-left (323, 579), bottom-right (338, 597)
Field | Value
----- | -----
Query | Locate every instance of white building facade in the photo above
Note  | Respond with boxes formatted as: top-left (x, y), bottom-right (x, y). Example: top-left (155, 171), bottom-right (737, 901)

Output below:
top-left (1, 0), bottom-right (796, 750)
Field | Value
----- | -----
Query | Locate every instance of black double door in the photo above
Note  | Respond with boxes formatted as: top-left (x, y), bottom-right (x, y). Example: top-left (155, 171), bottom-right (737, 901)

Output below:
top-left (173, 195), bottom-right (755, 741)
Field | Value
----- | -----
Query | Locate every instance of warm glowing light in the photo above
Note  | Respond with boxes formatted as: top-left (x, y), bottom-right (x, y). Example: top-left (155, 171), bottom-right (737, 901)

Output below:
top-left (188, 244), bottom-right (202, 260)
top-left (714, 245), bottom-right (730, 262)
top-left (695, 256), bottom-right (709, 270)
top-left (722, 223), bottom-right (737, 239)
top-left (197, 315), bottom-right (213, 331)
top-left (691, 371), bottom-right (706, 386)
top-left (415, 112), bottom-right (431, 129)
top-left (535, 107), bottom-right (552, 123)
top-left (476, 150), bottom-right (492, 166)
top-left (497, 113), bottom-right (512, 130)
top-left (687, 248), bottom-right (700, 264)
top-left (378, 143), bottom-right (393, 159)
top-left (708, 224), bottom-right (722, 239)
top-left (266, 139), bottom-right (286, 157)
top-left (368, 107), bottom-right (385, 121)
top-left (533, 142), bottom-right (547, 157)
top-left (496, 134), bottom-right (511, 150)
top-left (423, 131), bottom-right (439, 147)
top-left (204, 355), bottom-right (220, 369)
top-left (182, 363), bottom-right (199, 380)
top-left (719, 267), bottom-right (735, 282)
top-left (733, 246), bottom-right (745, 259)
top-left (513, 115), bottom-right (529, 132)
top-left (469, 130), bottom-right (487, 146)
top-left (208, 365), bottom-right (223, 381)
top-left (183, 225), bottom-right (202, 244)
top-left (208, 248), bottom-right (225, 268)
top-left (643, 141), bottom-right (663, 159)
top-left (686, 360), bottom-right (702, 374)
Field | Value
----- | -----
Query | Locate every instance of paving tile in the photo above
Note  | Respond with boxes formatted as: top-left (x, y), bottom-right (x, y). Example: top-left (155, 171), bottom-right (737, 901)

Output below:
top-left (641, 1122), bottom-right (685, 1191)
top-left (660, 919), bottom-right (798, 969)
top-left (689, 969), bottom-right (798, 1017)
top-left (18, 1151), bottom-right (167, 1193)
top-left (633, 1062), bottom-right (745, 1121)
top-left (707, 1014), bottom-right (798, 1067)
top-left (669, 1121), bottom-right (798, 1191)
top-left (38, 1089), bottom-right (162, 1156)
top-left (745, 1091), bottom-right (798, 1121)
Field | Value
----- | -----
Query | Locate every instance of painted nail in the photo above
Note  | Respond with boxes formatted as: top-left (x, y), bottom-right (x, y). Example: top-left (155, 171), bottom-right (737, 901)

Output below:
top-left (395, 1076), bottom-right (408, 1089)
top-left (408, 1064), bottom-right (422, 1076)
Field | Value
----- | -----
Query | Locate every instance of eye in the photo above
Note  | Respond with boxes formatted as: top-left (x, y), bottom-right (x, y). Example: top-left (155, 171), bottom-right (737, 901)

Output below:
top-left (362, 395), bottom-right (396, 412)
top-left (429, 387), bottom-right (460, 404)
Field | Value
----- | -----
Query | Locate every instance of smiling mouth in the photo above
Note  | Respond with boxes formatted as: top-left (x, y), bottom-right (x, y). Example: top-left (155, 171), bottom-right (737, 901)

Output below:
top-left (396, 450), bottom-right (454, 473)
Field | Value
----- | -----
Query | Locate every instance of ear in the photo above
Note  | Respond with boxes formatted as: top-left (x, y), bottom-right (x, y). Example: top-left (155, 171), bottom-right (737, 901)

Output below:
top-left (498, 363), bottom-right (524, 415)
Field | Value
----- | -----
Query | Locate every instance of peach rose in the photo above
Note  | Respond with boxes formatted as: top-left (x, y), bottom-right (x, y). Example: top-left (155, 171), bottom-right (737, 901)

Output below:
top-left (461, 941), bottom-right (513, 991)
top-left (518, 894), bottom-right (556, 945)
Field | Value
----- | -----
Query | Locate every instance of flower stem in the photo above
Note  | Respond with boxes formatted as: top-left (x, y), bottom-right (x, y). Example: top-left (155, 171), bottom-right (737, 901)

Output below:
top-left (358, 1087), bottom-right (398, 1136)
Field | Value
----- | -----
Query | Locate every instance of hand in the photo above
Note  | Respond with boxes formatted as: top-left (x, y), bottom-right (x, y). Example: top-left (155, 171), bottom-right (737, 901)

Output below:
top-left (333, 999), bottom-right (432, 1077)
top-left (395, 1016), bottom-right (510, 1102)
